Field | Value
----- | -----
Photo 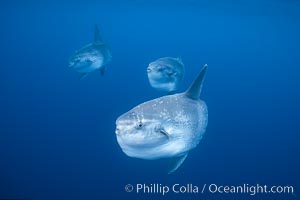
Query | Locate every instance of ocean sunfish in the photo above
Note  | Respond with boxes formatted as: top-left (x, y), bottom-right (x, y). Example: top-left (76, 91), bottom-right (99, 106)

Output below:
top-left (147, 57), bottom-right (185, 92)
top-left (69, 25), bottom-right (112, 79)
top-left (116, 64), bottom-right (208, 174)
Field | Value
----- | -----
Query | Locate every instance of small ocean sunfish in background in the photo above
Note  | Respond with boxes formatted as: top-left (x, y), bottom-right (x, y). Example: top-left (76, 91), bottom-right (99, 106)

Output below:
top-left (69, 25), bottom-right (112, 79)
top-left (147, 57), bottom-right (185, 92)
top-left (116, 64), bottom-right (208, 174)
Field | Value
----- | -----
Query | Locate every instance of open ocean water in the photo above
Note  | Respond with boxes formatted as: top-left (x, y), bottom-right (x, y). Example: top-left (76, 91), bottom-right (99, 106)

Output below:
top-left (0, 0), bottom-right (299, 199)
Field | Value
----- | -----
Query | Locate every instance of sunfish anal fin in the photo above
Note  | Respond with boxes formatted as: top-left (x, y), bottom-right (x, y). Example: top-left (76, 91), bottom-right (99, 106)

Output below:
top-left (168, 153), bottom-right (188, 174)
top-left (79, 73), bottom-right (88, 80)
top-left (167, 91), bottom-right (176, 95)
top-left (99, 67), bottom-right (105, 76)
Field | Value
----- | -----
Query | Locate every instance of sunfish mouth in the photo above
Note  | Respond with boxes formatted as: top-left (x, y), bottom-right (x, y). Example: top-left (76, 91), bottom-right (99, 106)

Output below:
top-left (115, 129), bottom-right (169, 148)
top-left (69, 62), bottom-right (75, 68)
top-left (147, 67), bottom-right (152, 73)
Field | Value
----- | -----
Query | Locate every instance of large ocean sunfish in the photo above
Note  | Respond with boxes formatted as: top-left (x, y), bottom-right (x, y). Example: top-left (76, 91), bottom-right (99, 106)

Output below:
top-left (116, 64), bottom-right (208, 173)
top-left (147, 57), bottom-right (185, 92)
top-left (69, 25), bottom-right (112, 79)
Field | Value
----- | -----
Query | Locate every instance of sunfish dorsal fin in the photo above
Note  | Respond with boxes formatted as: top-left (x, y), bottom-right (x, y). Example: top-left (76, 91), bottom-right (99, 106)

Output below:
top-left (185, 64), bottom-right (208, 100)
top-left (94, 24), bottom-right (103, 43)
top-left (177, 57), bottom-right (183, 65)
top-left (168, 153), bottom-right (188, 174)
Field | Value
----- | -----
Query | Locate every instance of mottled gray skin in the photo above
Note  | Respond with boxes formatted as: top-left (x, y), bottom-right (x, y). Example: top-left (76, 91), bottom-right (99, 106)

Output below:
top-left (69, 43), bottom-right (111, 73)
top-left (116, 65), bottom-right (208, 173)
top-left (147, 57), bottom-right (185, 92)
top-left (116, 94), bottom-right (207, 159)
top-left (69, 25), bottom-right (111, 78)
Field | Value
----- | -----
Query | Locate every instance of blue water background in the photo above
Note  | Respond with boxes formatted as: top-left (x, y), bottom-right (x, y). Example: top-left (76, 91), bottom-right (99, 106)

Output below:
top-left (0, 1), bottom-right (299, 199)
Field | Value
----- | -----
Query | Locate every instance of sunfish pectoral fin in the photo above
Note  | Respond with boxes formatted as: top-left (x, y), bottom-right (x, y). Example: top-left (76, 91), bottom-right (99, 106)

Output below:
top-left (160, 129), bottom-right (169, 139)
top-left (168, 153), bottom-right (188, 174)
top-left (167, 71), bottom-right (177, 77)
top-left (79, 73), bottom-right (88, 80)
top-left (185, 64), bottom-right (207, 100)
top-left (155, 126), bottom-right (170, 139)
top-left (94, 24), bottom-right (103, 43)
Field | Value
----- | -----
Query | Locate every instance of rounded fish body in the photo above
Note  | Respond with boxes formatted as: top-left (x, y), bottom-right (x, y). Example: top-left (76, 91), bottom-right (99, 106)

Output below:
top-left (147, 57), bottom-right (185, 92)
top-left (116, 93), bottom-right (208, 160)
top-left (69, 43), bottom-right (111, 74)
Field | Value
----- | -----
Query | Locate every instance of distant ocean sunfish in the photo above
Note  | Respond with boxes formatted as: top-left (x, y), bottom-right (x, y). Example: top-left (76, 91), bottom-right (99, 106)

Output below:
top-left (69, 25), bottom-right (112, 79)
top-left (147, 57), bottom-right (185, 92)
top-left (116, 64), bottom-right (208, 174)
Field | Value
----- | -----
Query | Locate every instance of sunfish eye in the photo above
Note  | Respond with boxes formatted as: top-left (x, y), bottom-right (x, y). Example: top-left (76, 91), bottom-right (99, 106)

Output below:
top-left (157, 66), bottom-right (164, 71)
top-left (74, 58), bottom-right (80, 63)
top-left (136, 121), bottom-right (143, 129)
